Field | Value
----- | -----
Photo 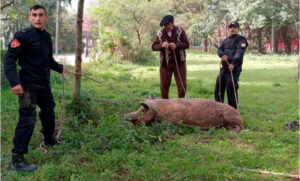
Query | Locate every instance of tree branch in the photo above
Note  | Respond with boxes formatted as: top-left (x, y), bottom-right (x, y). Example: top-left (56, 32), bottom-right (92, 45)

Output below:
top-left (132, 12), bottom-right (140, 25)
top-left (272, 0), bottom-right (299, 21)
top-left (1, 0), bottom-right (14, 10)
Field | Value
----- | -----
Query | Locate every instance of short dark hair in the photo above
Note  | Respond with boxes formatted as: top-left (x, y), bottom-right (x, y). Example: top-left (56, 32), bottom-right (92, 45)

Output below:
top-left (30, 5), bottom-right (47, 15)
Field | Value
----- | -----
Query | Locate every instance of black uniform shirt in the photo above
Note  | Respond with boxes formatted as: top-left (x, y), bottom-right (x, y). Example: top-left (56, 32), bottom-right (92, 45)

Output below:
top-left (217, 34), bottom-right (248, 69)
top-left (4, 26), bottom-right (63, 89)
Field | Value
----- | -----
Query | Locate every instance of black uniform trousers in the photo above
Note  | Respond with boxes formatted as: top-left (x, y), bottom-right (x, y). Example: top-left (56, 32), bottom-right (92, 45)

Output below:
top-left (214, 68), bottom-right (240, 109)
top-left (12, 87), bottom-right (56, 154)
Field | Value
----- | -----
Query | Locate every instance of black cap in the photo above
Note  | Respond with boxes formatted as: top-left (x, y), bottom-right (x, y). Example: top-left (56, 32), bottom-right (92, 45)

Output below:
top-left (160, 15), bottom-right (174, 27)
top-left (229, 21), bottom-right (239, 28)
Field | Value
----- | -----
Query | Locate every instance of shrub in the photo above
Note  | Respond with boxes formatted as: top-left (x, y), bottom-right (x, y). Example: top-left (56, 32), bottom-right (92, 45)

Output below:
top-left (128, 45), bottom-right (156, 64)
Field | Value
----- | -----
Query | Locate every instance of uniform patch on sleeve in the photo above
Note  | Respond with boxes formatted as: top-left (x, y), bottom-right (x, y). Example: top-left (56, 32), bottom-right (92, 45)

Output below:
top-left (241, 42), bottom-right (246, 48)
top-left (10, 39), bottom-right (21, 48)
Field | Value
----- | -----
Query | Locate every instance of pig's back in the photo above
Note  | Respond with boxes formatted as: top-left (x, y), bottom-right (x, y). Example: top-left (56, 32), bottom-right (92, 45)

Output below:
top-left (151, 98), bottom-right (235, 127)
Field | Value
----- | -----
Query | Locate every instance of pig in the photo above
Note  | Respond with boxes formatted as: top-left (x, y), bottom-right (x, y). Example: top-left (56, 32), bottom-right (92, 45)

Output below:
top-left (125, 96), bottom-right (244, 132)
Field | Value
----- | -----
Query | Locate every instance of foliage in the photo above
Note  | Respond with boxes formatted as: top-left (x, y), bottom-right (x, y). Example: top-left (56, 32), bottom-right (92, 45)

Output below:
top-left (1, 50), bottom-right (10, 88)
top-left (0, 0), bottom-right (75, 53)
top-left (90, 0), bottom-right (169, 63)
top-left (57, 5), bottom-right (76, 52)
top-left (226, 0), bottom-right (295, 29)
top-left (189, 22), bottom-right (215, 45)
top-left (223, 0), bottom-right (298, 54)
top-left (170, 0), bottom-right (228, 46)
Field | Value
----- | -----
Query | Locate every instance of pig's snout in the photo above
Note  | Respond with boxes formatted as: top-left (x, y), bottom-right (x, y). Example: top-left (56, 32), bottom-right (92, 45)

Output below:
top-left (123, 112), bottom-right (139, 124)
top-left (123, 114), bottom-right (130, 121)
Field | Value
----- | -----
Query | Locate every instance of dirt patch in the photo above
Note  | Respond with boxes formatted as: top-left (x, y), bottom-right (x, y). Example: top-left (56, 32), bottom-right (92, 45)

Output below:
top-left (230, 139), bottom-right (257, 150)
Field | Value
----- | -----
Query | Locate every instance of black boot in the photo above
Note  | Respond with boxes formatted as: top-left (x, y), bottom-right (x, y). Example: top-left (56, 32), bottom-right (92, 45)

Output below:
top-left (11, 153), bottom-right (38, 172)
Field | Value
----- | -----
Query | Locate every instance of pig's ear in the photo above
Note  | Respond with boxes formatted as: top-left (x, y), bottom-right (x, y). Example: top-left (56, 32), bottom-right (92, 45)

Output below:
top-left (141, 100), bottom-right (157, 114)
top-left (146, 94), bottom-right (155, 100)
top-left (141, 102), bottom-right (151, 110)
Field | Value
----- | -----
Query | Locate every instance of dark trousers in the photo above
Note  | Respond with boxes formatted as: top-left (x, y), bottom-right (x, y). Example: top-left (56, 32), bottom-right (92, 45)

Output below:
top-left (160, 62), bottom-right (186, 99)
top-left (214, 68), bottom-right (240, 109)
top-left (12, 88), bottom-right (56, 154)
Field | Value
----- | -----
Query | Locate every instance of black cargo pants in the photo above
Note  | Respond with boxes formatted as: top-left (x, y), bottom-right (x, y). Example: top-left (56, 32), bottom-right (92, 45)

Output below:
top-left (214, 68), bottom-right (240, 109)
top-left (12, 88), bottom-right (56, 154)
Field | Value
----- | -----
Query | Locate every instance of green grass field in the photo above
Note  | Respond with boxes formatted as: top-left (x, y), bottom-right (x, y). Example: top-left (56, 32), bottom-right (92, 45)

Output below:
top-left (1, 50), bottom-right (299, 180)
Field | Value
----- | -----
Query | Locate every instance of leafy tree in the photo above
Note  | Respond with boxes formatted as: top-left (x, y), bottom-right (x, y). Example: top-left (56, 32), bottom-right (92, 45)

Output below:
top-left (169, 0), bottom-right (228, 51)
top-left (91, 0), bottom-right (169, 62)
top-left (225, 0), bottom-right (297, 54)
top-left (0, 0), bottom-right (74, 52)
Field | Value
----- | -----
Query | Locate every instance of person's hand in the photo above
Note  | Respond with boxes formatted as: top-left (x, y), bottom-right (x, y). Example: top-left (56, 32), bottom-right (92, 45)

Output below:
top-left (63, 66), bottom-right (68, 74)
top-left (169, 43), bottom-right (176, 50)
top-left (228, 64), bottom-right (234, 71)
top-left (162, 41), bottom-right (169, 48)
top-left (221, 55), bottom-right (228, 62)
top-left (12, 84), bottom-right (24, 96)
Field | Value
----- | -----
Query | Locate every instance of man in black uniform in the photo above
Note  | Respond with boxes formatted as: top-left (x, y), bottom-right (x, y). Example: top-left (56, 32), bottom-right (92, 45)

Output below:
top-left (214, 21), bottom-right (248, 109)
top-left (4, 5), bottom-right (67, 171)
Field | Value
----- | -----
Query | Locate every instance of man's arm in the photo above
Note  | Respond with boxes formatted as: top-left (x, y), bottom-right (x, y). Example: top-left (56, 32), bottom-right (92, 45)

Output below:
top-left (48, 40), bottom-right (65, 73)
top-left (50, 56), bottom-right (64, 73)
top-left (175, 28), bottom-right (189, 50)
top-left (152, 31), bottom-right (164, 51)
top-left (217, 41), bottom-right (227, 58)
top-left (4, 33), bottom-right (24, 88)
top-left (231, 37), bottom-right (248, 68)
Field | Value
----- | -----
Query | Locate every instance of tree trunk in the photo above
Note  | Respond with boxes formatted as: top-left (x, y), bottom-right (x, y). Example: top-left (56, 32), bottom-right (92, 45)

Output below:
top-left (271, 22), bottom-right (275, 53)
top-left (298, 0), bottom-right (300, 78)
top-left (55, 0), bottom-right (60, 54)
top-left (271, 23), bottom-right (278, 53)
top-left (202, 38), bottom-right (208, 52)
top-left (245, 24), bottom-right (251, 40)
top-left (4, 26), bottom-right (12, 46)
top-left (136, 30), bottom-right (141, 45)
top-left (280, 25), bottom-right (292, 54)
top-left (217, 27), bottom-right (221, 47)
top-left (257, 29), bottom-right (263, 53)
top-left (73, 0), bottom-right (84, 101)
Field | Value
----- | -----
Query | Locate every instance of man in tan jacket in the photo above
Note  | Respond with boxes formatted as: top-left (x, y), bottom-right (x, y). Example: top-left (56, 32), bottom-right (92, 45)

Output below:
top-left (152, 15), bottom-right (190, 99)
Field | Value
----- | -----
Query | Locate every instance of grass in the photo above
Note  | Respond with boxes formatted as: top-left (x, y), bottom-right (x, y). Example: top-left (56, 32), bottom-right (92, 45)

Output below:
top-left (1, 50), bottom-right (299, 180)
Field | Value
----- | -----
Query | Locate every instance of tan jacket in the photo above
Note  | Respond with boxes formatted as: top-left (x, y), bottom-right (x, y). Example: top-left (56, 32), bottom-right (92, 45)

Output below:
top-left (152, 26), bottom-right (190, 67)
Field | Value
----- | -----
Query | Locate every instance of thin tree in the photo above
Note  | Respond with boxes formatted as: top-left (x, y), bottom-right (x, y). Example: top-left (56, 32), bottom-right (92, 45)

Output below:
top-left (74, 0), bottom-right (84, 100)
top-left (55, 0), bottom-right (60, 54)
top-left (272, 0), bottom-right (299, 78)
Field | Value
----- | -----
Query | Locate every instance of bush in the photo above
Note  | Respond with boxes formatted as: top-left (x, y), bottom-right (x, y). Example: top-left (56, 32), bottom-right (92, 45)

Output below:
top-left (128, 45), bottom-right (156, 64)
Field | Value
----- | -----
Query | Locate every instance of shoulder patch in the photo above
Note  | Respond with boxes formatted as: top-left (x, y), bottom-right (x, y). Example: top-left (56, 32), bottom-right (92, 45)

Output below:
top-left (241, 42), bottom-right (246, 47)
top-left (239, 36), bottom-right (248, 48)
top-left (10, 39), bottom-right (21, 48)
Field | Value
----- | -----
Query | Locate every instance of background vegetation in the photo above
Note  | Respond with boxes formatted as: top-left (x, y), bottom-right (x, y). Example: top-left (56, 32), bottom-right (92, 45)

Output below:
top-left (1, 0), bottom-right (75, 52)
top-left (89, 0), bottom-right (299, 63)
